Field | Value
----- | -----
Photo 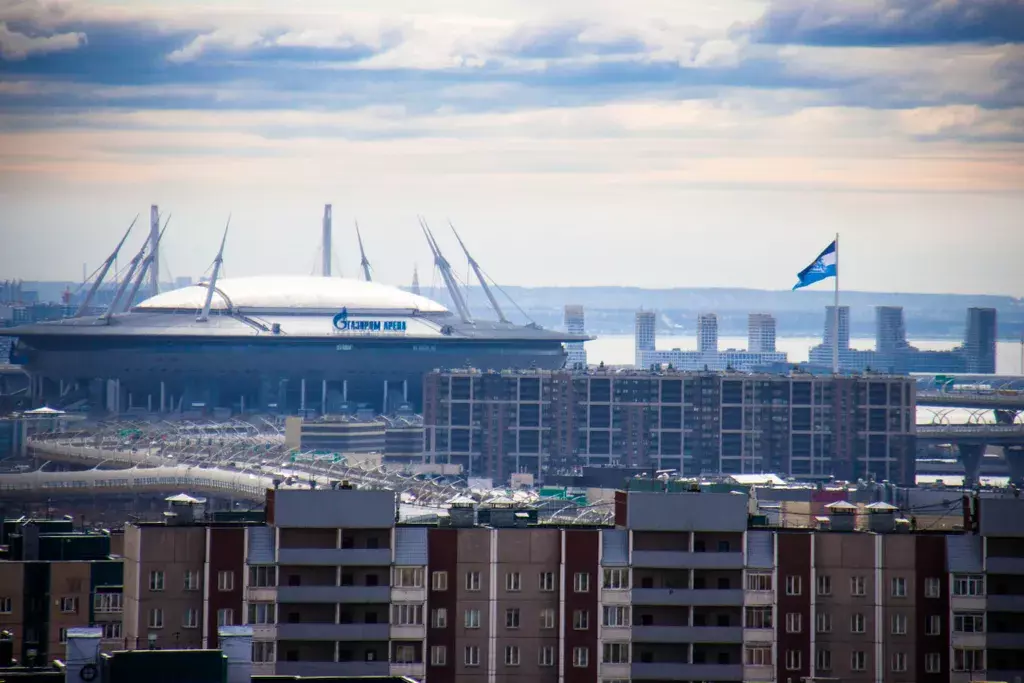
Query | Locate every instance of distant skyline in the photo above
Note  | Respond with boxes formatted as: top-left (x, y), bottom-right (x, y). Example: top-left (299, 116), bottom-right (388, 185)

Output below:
top-left (1, 0), bottom-right (1022, 295)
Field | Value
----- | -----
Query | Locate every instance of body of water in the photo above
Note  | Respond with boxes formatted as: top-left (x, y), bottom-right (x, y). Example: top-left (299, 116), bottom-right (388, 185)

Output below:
top-left (585, 335), bottom-right (1024, 375)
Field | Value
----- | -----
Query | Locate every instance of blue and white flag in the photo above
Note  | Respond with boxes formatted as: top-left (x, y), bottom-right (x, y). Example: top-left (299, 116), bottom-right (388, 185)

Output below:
top-left (792, 240), bottom-right (837, 290)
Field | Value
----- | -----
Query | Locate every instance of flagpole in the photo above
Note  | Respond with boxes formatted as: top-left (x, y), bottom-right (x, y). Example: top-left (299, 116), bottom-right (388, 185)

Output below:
top-left (833, 232), bottom-right (840, 374)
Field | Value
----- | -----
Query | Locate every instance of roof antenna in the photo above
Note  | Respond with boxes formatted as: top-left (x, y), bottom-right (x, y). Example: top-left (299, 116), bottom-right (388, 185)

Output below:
top-left (356, 220), bottom-right (372, 282)
top-left (75, 216), bottom-right (138, 317)
top-left (450, 220), bottom-right (507, 323)
top-left (197, 215), bottom-right (230, 323)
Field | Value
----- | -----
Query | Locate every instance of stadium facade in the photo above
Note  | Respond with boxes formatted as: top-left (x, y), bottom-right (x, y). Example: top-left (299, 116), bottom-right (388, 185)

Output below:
top-left (3, 275), bottom-right (586, 414)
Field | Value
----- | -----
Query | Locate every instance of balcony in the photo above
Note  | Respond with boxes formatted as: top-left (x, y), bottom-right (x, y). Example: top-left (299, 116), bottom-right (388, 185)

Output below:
top-left (276, 586), bottom-right (390, 604)
top-left (632, 625), bottom-right (743, 644)
top-left (390, 662), bottom-right (425, 678)
top-left (275, 623), bottom-right (390, 641)
top-left (630, 662), bottom-right (744, 681)
top-left (277, 548), bottom-right (391, 566)
top-left (988, 557), bottom-right (1024, 575)
top-left (631, 550), bottom-right (744, 570)
top-left (275, 661), bottom-right (391, 677)
top-left (632, 588), bottom-right (743, 607)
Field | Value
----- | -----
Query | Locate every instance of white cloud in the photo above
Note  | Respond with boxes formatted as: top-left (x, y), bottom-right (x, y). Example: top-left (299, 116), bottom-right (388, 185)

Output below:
top-left (0, 21), bottom-right (84, 60)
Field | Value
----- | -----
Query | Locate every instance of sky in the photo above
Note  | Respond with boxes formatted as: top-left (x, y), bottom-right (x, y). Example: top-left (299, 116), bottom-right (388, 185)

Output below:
top-left (0, 0), bottom-right (1022, 295)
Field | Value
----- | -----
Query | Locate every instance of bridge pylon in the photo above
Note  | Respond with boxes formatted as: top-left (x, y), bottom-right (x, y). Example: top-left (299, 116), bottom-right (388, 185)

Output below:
top-left (958, 443), bottom-right (986, 490)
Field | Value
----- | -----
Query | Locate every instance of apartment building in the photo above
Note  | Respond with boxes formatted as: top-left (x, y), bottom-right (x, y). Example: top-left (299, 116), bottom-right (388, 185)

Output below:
top-left (0, 518), bottom-right (122, 666)
top-left (422, 369), bottom-right (917, 485)
top-left (122, 502), bottom-right (258, 651)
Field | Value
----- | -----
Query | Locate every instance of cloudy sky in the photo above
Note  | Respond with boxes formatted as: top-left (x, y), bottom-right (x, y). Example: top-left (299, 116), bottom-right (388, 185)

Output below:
top-left (0, 0), bottom-right (1022, 295)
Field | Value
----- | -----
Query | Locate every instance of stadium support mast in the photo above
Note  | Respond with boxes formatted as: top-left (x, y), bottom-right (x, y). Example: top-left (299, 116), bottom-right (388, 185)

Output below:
top-left (103, 238), bottom-right (149, 320)
top-left (74, 216), bottom-right (138, 317)
top-left (419, 217), bottom-right (472, 323)
top-left (149, 205), bottom-right (160, 296)
top-left (197, 217), bottom-right (230, 323)
top-left (122, 216), bottom-right (170, 313)
top-left (356, 221), bottom-right (372, 282)
top-left (322, 204), bottom-right (332, 277)
top-left (450, 221), bottom-right (507, 323)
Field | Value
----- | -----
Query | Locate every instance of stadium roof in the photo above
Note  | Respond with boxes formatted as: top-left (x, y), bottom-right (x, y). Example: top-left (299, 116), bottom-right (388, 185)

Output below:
top-left (135, 276), bottom-right (449, 315)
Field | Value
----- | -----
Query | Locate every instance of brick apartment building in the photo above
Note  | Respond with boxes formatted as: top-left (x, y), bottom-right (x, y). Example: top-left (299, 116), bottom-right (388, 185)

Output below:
top-left (422, 369), bottom-right (917, 486)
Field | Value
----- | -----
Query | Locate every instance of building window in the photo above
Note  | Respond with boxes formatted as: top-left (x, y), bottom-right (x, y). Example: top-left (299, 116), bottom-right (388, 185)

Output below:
top-left (851, 613), bottom-right (865, 633)
top-left (252, 642), bottom-right (275, 663)
top-left (149, 570), bottom-right (165, 592)
top-left (58, 628), bottom-right (68, 644)
top-left (952, 574), bottom-right (985, 597)
top-left (59, 597), bottom-right (78, 614)
top-left (850, 576), bottom-right (866, 596)
top-left (816, 648), bottom-right (831, 671)
top-left (183, 608), bottom-right (199, 629)
top-left (953, 648), bottom-right (984, 672)
top-left (506, 608), bottom-right (520, 629)
top-left (94, 592), bottom-right (122, 614)
top-left (744, 646), bottom-right (772, 666)
top-left (891, 576), bottom-right (907, 598)
top-left (148, 608), bottom-right (164, 629)
top-left (391, 644), bottom-right (415, 663)
top-left (247, 602), bottom-right (275, 625)
top-left (926, 614), bottom-right (941, 635)
top-left (573, 609), bottom-right (589, 630)
top-left (602, 643), bottom-right (629, 664)
top-left (0, 597), bottom-right (10, 613)
top-left (746, 572), bottom-right (772, 591)
top-left (785, 650), bottom-right (801, 671)
top-left (465, 571), bottom-right (481, 592)
top-left (953, 612), bottom-right (985, 633)
top-left (464, 646), bottom-right (480, 667)
top-left (464, 609), bottom-right (480, 629)
top-left (504, 645), bottom-right (520, 666)
top-left (603, 568), bottom-right (629, 590)
top-left (574, 572), bottom-right (590, 593)
top-left (539, 646), bottom-right (555, 667)
top-left (745, 606), bottom-right (773, 629)
top-left (249, 565), bottom-right (275, 587)
top-left (430, 608), bottom-right (447, 628)
top-left (430, 645), bottom-right (446, 666)
top-left (505, 572), bottom-right (521, 592)
top-left (394, 567), bottom-right (424, 588)
top-left (603, 606), bottom-right (629, 628)
top-left (572, 647), bottom-right (589, 668)
top-left (101, 623), bottom-right (121, 640)
top-left (217, 570), bottom-right (234, 592)
top-left (540, 608), bottom-right (556, 629)
top-left (891, 613), bottom-right (907, 635)
top-left (892, 652), bottom-right (907, 672)
top-left (816, 612), bottom-right (832, 633)
top-left (217, 608), bottom-right (234, 626)
top-left (785, 575), bottom-right (802, 596)
top-left (538, 571), bottom-right (555, 591)
top-left (924, 577), bottom-right (941, 598)
top-left (851, 651), bottom-right (866, 671)
top-left (183, 570), bottom-right (200, 591)
top-left (392, 604), bottom-right (424, 626)
top-left (785, 613), bottom-right (802, 634)
top-left (816, 574), bottom-right (832, 596)
top-left (431, 571), bottom-right (448, 591)
top-left (925, 652), bottom-right (941, 673)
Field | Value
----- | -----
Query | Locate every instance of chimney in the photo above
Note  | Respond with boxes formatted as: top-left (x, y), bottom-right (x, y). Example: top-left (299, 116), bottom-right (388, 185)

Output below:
top-left (64, 627), bottom-right (103, 683)
top-left (864, 502), bottom-right (898, 533)
top-left (824, 501), bottom-right (857, 532)
top-left (218, 625), bottom-right (253, 683)
top-left (322, 204), bottom-right (332, 277)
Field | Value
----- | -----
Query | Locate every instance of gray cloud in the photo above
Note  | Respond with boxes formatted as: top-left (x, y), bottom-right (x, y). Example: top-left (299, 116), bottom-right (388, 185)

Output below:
top-left (746, 0), bottom-right (1024, 46)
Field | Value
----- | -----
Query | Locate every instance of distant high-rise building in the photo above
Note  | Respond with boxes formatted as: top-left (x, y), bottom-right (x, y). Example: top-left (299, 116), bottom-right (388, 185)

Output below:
top-left (173, 276), bottom-right (193, 290)
top-left (563, 304), bottom-right (587, 369)
top-left (635, 310), bottom-right (656, 367)
top-left (876, 306), bottom-right (909, 354)
top-left (964, 307), bottom-right (997, 373)
top-left (411, 265), bottom-right (421, 296)
top-left (747, 313), bottom-right (777, 353)
top-left (823, 305), bottom-right (851, 351)
top-left (697, 313), bottom-right (718, 353)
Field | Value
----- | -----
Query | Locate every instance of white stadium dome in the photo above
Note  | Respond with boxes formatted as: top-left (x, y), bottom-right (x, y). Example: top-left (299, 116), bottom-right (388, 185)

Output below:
top-left (134, 275), bottom-right (450, 314)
